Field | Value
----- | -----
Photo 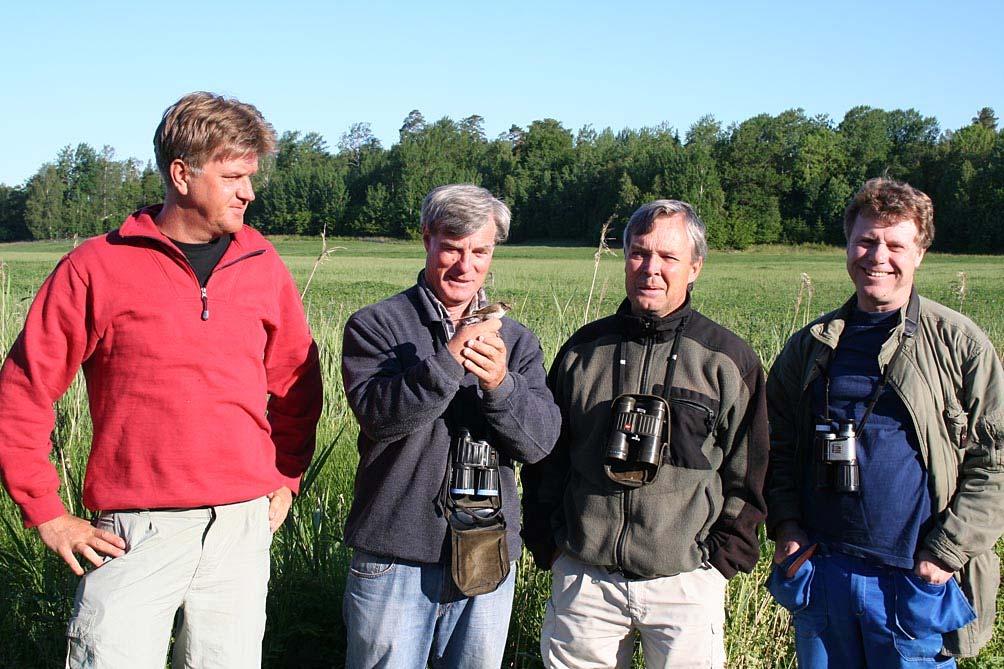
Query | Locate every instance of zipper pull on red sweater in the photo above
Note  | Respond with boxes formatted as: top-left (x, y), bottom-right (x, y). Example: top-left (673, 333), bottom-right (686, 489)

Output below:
top-left (201, 287), bottom-right (209, 321)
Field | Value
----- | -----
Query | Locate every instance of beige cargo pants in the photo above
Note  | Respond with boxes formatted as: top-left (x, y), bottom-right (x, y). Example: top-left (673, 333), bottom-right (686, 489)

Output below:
top-left (65, 497), bottom-right (272, 669)
top-left (541, 553), bottom-right (727, 669)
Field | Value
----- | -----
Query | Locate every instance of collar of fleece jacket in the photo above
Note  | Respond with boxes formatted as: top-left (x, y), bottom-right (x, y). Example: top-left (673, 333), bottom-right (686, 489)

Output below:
top-left (616, 294), bottom-right (692, 342)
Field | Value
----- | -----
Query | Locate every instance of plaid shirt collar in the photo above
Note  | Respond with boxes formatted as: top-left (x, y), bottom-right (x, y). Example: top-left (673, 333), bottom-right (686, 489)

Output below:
top-left (418, 271), bottom-right (488, 340)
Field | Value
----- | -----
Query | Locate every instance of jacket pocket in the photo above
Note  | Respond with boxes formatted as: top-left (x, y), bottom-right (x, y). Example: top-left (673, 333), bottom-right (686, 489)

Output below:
top-left (696, 485), bottom-right (718, 545)
top-left (561, 473), bottom-right (622, 562)
top-left (666, 390), bottom-right (718, 471)
top-left (943, 404), bottom-right (969, 449)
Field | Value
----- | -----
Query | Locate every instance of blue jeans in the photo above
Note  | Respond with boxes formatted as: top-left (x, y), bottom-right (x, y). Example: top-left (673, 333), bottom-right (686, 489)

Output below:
top-left (768, 549), bottom-right (975, 668)
top-left (343, 549), bottom-right (516, 669)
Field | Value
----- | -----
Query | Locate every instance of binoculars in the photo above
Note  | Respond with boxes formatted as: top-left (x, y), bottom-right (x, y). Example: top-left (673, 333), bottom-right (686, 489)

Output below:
top-left (604, 394), bottom-right (669, 487)
top-left (449, 430), bottom-right (500, 498)
top-left (814, 419), bottom-right (860, 493)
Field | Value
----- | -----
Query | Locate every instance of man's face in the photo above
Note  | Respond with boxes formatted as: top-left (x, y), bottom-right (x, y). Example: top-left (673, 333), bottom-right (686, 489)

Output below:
top-left (178, 153), bottom-right (258, 241)
top-left (846, 214), bottom-right (925, 313)
top-left (423, 222), bottom-right (496, 311)
top-left (625, 214), bottom-right (703, 318)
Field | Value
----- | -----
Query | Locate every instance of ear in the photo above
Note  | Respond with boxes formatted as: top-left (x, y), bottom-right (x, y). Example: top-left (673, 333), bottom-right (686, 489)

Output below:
top-left (915, 247), bottom-right (926, 267)
top-left (423, 231), bottom-right (432, 254)
top-left (168, 159), bottom-right (191, 196)
top-left (688, 256), bottom-right (704, 285)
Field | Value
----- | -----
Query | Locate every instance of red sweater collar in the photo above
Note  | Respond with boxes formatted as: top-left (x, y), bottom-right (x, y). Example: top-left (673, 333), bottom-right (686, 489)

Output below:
top-left (119, 205), bottom-right (265, 253)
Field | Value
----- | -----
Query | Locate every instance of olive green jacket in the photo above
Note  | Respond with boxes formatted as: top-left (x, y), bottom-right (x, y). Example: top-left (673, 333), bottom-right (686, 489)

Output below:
top-left (766, 291), bottom-right (1004, 657)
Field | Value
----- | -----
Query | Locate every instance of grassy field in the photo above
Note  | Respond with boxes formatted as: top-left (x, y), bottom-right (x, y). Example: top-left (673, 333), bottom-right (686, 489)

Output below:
top-left (0, 236), bottom-right (1002, 668)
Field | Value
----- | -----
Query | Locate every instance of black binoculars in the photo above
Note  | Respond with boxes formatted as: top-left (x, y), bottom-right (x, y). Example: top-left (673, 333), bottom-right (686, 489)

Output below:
top-left (604, 394), bottom-right (669, 487)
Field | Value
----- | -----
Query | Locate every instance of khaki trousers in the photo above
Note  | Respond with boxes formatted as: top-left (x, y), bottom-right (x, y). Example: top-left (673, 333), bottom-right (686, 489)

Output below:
top-left (65, 497), bottom-right (272, 669)
top-left (541, 553), bottom-right (727, 669)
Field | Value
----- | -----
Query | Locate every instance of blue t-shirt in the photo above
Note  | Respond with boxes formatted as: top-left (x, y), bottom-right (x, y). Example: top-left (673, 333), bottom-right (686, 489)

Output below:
top-left (802, 308), bottom-right (932, 569)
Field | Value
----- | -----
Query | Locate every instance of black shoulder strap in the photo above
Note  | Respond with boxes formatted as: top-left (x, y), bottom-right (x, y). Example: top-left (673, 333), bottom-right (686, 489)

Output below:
top-left (857, 288), bottom-right (919, 430)
top-left (820, 288), bottom-right (919, 430)
top-left (660, 317), bottom-right (689, 401)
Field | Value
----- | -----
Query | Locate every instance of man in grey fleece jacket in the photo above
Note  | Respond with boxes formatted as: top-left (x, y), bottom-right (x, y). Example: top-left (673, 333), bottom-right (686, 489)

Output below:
top-left (522, 200), bottom-right (769, 669)
top-left (340, 184), bottom-right (560, 668)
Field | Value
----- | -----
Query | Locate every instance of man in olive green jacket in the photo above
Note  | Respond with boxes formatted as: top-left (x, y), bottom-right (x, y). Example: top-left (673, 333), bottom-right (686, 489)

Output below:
top-left (766, 178), bottom-right (1004, 666)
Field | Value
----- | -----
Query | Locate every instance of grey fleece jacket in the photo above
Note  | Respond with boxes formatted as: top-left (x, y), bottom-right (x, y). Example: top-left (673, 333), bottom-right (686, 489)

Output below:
top-left (522, 299), bottom-right (770, 579)
top-left (341, 280), bottom-right (560, 563)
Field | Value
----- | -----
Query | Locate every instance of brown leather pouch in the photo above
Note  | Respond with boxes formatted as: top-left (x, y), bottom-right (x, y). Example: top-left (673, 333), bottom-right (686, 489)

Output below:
top-left (450, 521), bottom-right (510, 596)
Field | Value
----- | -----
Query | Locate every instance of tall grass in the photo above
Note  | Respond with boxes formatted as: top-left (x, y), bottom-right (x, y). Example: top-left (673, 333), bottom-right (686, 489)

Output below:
top-left (0, 238), bottom-right (1002, 668)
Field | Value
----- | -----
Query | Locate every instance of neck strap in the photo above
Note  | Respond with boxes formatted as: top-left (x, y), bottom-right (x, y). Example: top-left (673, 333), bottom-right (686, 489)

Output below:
top-left (614, 316), bottom-right (689, 399)
top-left (820, 289), bottom-right (919, 431)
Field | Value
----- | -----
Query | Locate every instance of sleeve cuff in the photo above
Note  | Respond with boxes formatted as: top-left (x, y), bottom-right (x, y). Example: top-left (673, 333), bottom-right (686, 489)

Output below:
top-left (21, 494), bottom-right (69, 529)
top-left (765, 510), bottom-right (802, 540)
top-left (482, 373), bottom-right (516, 407)
top-left (429, 346), bottom-right (466, 386)
top-left (280, 475), bottom-right (303, 496)
top-left (923, 533), bottom-right (967, 571)
top-left (708, 550), bottom-right (738, 580)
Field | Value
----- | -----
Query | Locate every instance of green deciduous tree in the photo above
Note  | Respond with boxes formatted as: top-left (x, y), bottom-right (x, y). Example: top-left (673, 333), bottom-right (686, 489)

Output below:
top-left (2, 107), bottom-right (1002, 251)
top-left (0, 185), bottom-right (28, 241)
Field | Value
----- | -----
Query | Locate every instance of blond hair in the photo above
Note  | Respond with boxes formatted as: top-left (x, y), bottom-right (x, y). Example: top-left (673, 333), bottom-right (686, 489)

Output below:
top-left (154, 92), bottom-right (276, 182)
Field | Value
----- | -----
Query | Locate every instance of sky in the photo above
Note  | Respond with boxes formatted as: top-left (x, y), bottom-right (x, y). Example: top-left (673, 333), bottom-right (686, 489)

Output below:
top-left (2, 0), bottom-right (1002, 186)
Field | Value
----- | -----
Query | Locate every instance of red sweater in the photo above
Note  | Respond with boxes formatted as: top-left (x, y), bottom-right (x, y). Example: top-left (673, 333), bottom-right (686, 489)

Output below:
top-left (0, 207), bottom-right (322, 527)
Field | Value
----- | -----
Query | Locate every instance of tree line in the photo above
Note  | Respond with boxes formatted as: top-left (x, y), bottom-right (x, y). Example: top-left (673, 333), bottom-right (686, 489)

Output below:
top-left (1, 106), bottom-right (1001, 252)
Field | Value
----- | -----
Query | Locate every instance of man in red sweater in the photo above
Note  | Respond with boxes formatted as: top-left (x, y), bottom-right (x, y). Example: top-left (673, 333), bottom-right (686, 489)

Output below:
top-left (0, 92), bottom-right (322, 667)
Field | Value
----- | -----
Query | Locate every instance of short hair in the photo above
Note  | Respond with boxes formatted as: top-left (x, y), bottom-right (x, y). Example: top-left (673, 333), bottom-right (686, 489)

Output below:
top-left (623, 200), bottom-right (708, 262)
top-left (420, 184), bottom-right (511, 243)
top-left (843, 178), bottom-right (934, 250)
top-left (154, 92), bottom-right (277, 183)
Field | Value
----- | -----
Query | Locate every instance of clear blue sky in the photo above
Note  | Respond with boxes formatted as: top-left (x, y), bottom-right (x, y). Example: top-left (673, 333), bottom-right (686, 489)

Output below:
top-left (2, 0), bottom-right (1001, 186)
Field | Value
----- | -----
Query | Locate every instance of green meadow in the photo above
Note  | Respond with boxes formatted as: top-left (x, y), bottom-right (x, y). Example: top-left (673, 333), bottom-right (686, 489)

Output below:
top-left (0, 237), bottom-right (1002, 668)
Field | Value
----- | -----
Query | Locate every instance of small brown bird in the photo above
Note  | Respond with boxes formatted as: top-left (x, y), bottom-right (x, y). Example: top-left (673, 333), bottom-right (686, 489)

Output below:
top-left (459, 301), bottom-right (512, 326)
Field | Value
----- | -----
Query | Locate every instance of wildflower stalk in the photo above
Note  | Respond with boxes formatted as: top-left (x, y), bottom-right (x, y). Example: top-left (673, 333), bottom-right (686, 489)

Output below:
top-left (300, 222), bottom-right (344, 301)
top-left (955, 271), bottom-right (968, 313)
top-left (584, 217), bottom-right (617, 326)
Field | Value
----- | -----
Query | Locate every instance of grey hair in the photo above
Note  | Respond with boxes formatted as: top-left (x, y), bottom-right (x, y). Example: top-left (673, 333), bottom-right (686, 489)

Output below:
top-left (420, 184), bottom-right (511, 243)
top-left (623, 200), bottom-right (708, 262)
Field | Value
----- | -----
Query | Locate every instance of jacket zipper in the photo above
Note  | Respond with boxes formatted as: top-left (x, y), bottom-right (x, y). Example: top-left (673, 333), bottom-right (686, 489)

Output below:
top-left (616, 489), bottom-right (631, 569)
top-left (200, 287), bottom-right (209, 321)
top-left (638, 336), bottom-right (654, 391)
top-left (670, 397), bottom-right (716, 431)
top-left (193, 249), bottom-right (266, 321)
top-left (615, 334), bottom-right (656, 570)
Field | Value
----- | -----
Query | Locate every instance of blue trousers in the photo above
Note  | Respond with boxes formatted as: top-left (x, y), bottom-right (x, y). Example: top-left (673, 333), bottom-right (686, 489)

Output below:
top-left (343, 549), bottom-right (516, 669)
top-left (768, 550), bottom-right (975, 668)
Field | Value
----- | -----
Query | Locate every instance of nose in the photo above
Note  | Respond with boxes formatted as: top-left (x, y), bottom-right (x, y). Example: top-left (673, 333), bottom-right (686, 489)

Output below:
top-left (870, 243), bottom-right (889, 264)
top-left (456, 250), bottom-right (474, 273)
top-left (641, 255), bottom-right (661, 275)
top-left (237, 176), bottom-right (255, 204)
